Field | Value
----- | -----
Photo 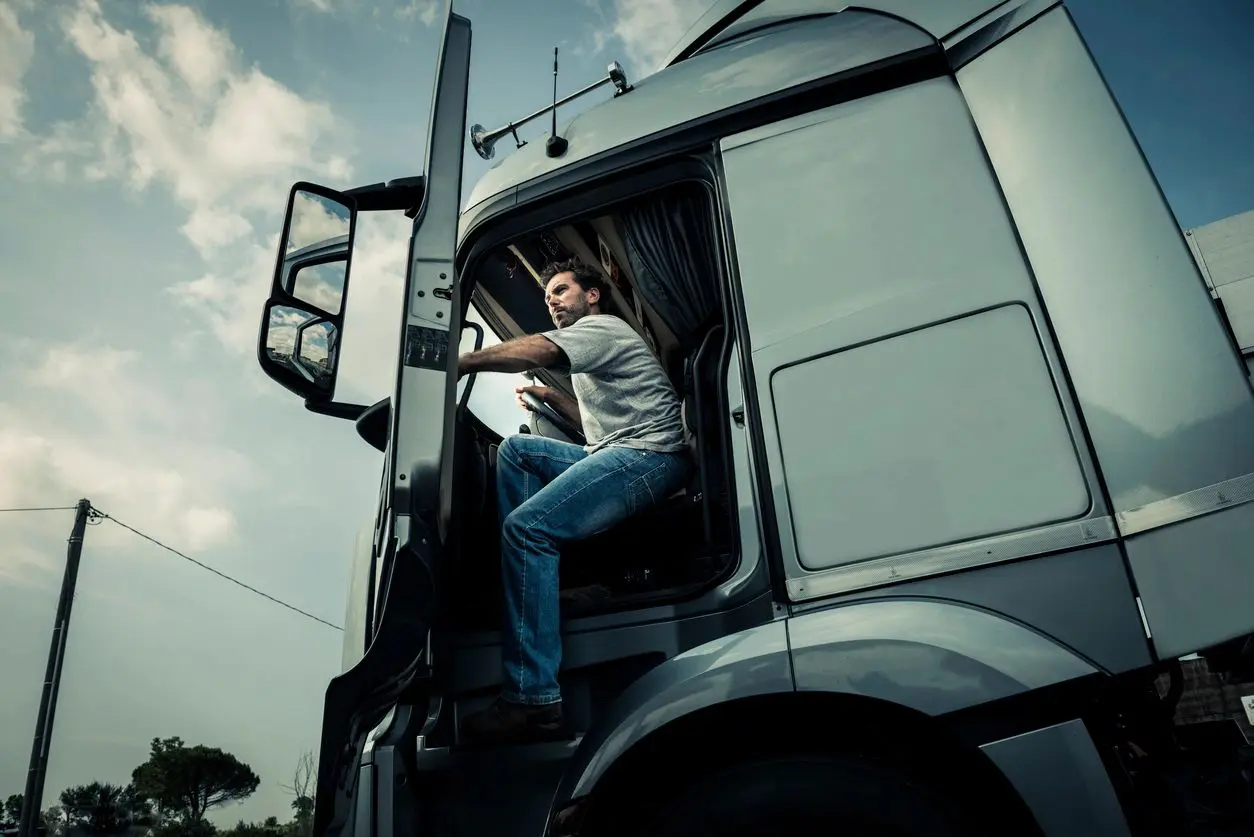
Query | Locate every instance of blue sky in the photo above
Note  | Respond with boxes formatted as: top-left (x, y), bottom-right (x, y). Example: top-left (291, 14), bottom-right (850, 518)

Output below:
top-left (0, 0), bottom-right (1251, 828)
top-left (1067, 0), bottom-right (1254, 228)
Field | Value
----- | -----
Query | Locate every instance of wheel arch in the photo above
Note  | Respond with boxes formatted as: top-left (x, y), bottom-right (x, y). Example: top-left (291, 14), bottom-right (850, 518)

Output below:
top-left (565, 690), bottom-right (1047, 837)
top-left (547, 599), bottom-right (1108, 836)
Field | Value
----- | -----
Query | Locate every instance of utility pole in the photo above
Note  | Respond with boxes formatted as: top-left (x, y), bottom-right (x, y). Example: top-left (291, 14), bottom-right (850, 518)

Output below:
top-left (19, 498), bottom-right (92, 837)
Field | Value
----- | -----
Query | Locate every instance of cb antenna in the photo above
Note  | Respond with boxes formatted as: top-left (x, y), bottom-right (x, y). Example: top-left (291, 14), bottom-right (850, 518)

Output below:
top-left (545, 47), bottom-right (569, 158)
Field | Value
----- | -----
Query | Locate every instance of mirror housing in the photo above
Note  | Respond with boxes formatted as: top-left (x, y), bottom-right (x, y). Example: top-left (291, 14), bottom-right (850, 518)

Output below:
top-left (258, 182), bottom-right (357, 404)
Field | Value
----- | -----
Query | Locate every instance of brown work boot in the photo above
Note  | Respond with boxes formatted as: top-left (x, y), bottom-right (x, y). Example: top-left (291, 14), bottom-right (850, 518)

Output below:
top-left (459, 696), bottom-right (565, 746)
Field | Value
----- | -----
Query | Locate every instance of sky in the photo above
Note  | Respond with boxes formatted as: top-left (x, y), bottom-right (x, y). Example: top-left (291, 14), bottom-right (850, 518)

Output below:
top-left (0, 0), bottom-right (1252, 828)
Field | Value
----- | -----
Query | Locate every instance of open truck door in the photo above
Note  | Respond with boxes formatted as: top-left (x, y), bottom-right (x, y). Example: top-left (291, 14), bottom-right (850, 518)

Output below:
top-left (255, 8), bottom-right (471, 837)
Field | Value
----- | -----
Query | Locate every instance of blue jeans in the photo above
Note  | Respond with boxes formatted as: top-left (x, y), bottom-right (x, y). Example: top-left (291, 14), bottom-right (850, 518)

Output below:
top-left (495, 434), bottom-right (691, 705)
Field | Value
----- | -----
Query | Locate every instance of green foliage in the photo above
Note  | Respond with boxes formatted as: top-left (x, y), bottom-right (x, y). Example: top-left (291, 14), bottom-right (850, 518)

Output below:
top-left (4, 739), bottom-right (313, 837)
top-left (151, 819), bottom-right (218, 837)
top-left (288, 798), bottom-right (313, 837)
top-left (131, 737), bottom-right (260, 824)
top-left (1, 794), bottom-right (22, 829)
top-left (58, 782), bottom-right (131, 834)
top-left (41, 805), bottom-right (66, 837)
top-left (217, 815), bottom-right (286, 837)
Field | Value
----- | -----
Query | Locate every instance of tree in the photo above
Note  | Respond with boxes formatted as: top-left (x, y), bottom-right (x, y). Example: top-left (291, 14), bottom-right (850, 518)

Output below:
top-left (131, 737), bottom-right (260, 825)
top-left (117, 786), bottom-right (153, 827)
top-left (41, 805), bottom-right (66, 837)
top-left (218, 816), bottom-right (285, 837)
top-left (288, 799), bottom-right (313, 837)
top-left (280, 752), bottom-right (315, 837)
top-left (1, 794), bottom-right (22, 830)
top-left (152, 819), bottom-right (215, 837)
top-left (59, 783), bottom-right (130, 834)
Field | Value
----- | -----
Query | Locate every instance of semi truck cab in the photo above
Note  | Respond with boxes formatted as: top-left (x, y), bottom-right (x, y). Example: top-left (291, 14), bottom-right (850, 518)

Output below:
top-left (256, 2), bottom-right (1254, 835)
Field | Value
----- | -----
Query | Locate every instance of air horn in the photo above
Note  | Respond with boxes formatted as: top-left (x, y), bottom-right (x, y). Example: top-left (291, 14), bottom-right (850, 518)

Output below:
top-left (469, 60), bottom-right (632, 161)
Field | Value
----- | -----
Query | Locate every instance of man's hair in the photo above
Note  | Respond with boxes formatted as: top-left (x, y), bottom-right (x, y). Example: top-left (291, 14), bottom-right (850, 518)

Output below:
top-left (540, 257), bottom-right (610, 307)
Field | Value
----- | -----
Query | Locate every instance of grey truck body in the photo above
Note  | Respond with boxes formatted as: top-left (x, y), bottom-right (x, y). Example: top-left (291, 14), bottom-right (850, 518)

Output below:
top-left (255, 2), bottom-right (1254, 835)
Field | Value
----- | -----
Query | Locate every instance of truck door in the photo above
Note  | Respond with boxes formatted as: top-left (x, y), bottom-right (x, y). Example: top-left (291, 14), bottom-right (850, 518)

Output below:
top-left (310, 10), bottom-right (471, 837)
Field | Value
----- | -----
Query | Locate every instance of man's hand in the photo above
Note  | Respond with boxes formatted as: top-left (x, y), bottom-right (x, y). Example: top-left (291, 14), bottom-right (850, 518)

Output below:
top-left (515, 383), bottom-right (582, 427)
top-left (515, 384), bottom-right (553, 412)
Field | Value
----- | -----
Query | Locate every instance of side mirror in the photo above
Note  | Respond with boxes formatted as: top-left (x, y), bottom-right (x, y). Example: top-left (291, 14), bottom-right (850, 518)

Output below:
top-left (258, 183), bottom-right (357, 403)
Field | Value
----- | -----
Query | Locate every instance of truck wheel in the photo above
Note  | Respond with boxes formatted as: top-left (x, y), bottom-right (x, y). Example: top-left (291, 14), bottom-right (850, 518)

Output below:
top-left (637, 755), bottom-right (998, 837)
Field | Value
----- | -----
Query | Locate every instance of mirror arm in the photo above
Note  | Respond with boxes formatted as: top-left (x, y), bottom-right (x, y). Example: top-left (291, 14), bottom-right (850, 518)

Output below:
top-left (342, 177), bottom-right (426, 216)
top-left (304, 400), bottom-right (371, 421)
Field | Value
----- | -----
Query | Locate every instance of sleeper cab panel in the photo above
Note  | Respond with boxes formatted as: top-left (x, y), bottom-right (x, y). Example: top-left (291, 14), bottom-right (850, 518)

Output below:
top-left (719, 74), bottom-right (1109, 599)
top-left (958, 8), bottom-right (1254, 657)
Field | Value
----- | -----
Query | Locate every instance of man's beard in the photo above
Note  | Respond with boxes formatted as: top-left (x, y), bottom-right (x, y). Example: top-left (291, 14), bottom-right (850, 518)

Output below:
top-left (553, 302), bottom-right (588, 328)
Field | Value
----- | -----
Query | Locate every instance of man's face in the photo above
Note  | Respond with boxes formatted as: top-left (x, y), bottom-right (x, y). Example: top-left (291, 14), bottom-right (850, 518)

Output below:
top-left (544, 271), bottom-right (599, 328)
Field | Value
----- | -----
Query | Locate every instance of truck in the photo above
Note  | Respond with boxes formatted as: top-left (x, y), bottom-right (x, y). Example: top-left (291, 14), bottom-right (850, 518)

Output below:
top-left (255, 1), bottom-right (1254, 835)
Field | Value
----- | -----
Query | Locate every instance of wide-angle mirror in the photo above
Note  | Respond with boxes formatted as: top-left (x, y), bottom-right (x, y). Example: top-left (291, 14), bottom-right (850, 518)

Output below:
top-left (263, 303), bottom-right (339, 398)
top-left (281, 188), bottom-right (354, 315)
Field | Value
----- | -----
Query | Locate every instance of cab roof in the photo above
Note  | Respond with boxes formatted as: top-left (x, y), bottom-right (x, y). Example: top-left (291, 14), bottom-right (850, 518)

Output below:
top-left (459, 0), bottom-right (1044, 238)
top-left (660, 0), bottom-right (1032, 68)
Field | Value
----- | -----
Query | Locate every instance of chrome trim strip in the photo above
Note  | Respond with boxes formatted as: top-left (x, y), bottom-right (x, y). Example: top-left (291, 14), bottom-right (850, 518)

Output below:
top-left (787, 515), bottom-right (1117, 601)
top-left (1135, 597), bottom-right (1152, 640)
top-left (1116, 471), bottom-right (1254, 537)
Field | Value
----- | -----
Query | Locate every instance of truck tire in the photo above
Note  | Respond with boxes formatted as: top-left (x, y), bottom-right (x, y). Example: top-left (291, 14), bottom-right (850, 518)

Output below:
top-left (637, 755), bottom-right (1000, 837)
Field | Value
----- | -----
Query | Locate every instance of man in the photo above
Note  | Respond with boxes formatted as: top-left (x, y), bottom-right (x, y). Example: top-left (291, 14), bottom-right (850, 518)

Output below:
top-left (456, 258), bottom-right (691, 745)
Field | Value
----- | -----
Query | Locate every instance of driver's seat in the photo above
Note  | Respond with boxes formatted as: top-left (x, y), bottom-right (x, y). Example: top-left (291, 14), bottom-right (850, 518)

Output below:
top-left (557, 323), bottom-right (729, 602)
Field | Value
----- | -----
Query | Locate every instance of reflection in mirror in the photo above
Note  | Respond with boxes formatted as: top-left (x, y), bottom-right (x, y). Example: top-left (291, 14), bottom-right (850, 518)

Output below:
top-left (265, 305), bottom-right (336, 395)
top-left (287, 190), bottom-right (351, 254)
top-left (296, 320), bottom-right (339, 394)
top-left (283, 189), bottom-right (352, 315)
top-left (292, 261), bottom-right (347, 315)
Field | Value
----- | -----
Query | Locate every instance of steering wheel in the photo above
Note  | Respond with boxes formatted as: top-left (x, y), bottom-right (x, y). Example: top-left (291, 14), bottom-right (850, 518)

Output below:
top-left (521, 390), bottom-right (586, 446)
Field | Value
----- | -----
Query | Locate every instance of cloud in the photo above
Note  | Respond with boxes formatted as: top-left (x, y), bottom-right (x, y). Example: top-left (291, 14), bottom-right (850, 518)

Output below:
top-left (0, 1), bottom-right (438, 824)
top-left (292, 0), bottom-right (441, 26)
top-left (0, 339), bottom-right (259, 586)
top-left (169, 239), bottom-right (284, 361)
top-left (17, 0), bottom-right (393, 390)
top-left (27, 0), bottom-right (352, 260)
top-left (0, 428), bottom-right (75, 587)
top-left (0, 0), bottom-right (35, 139)
top-left (587, 0), bottom-right (710, 76)
top-left (182, 205), bottom-right (255, 254)
top-left (395, 0), bottom-right (440, 26)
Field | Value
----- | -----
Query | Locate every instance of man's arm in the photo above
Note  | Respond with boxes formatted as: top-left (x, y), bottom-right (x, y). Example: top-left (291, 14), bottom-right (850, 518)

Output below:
top-left (457, 334), bottom-right (566, 378)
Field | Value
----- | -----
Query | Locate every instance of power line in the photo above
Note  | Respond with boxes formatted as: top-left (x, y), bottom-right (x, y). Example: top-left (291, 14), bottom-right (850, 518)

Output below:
top-left (0, 506), bottom-right (78, 513)
top-left (92, 508), bottom-right (344, 633)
